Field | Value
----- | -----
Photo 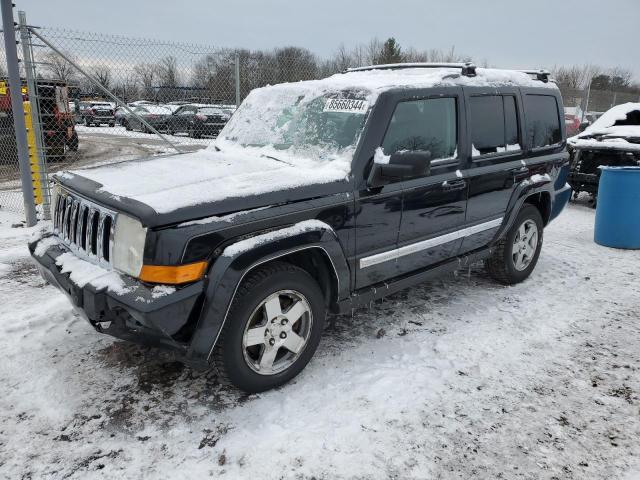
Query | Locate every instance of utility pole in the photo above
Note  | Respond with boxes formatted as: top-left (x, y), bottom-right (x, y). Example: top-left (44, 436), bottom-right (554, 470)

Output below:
top-left (1, 0), bottom-right (37, 226)
top-left (235, 52), bottom-right (240, 107)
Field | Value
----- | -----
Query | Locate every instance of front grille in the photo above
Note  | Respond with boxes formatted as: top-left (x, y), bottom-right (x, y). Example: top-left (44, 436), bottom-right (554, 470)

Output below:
top-left (53, 189), bottom-right (116, 266)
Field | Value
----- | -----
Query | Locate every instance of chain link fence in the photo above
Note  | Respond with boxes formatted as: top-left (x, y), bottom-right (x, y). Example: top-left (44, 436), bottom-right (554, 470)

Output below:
top-left (1, 17), bottom-right (324, 219)
top-left (2, 9), bottom-right (639, 222)
top-left (559, 86), bottom-right (640, 115)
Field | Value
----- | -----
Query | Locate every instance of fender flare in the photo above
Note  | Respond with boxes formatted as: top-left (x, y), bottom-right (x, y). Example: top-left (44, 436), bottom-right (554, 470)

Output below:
top-left (492, 177), bottom-right (554, 244)
top-left (185, 221), bottom-right (350, 365)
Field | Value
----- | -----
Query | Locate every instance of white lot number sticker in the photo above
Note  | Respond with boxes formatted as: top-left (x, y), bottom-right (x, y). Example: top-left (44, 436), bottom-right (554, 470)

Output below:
top-left (324, 98), bottom-right (369, 114)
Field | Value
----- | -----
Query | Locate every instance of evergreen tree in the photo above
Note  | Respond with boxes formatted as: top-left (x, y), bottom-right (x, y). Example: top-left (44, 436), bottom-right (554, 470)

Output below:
top-left (374, 38), bottom-right (405, 65)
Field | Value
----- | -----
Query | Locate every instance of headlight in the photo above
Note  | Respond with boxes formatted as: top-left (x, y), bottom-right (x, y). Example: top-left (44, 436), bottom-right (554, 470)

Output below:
top-left (112, 213), bottom-right (147, 277)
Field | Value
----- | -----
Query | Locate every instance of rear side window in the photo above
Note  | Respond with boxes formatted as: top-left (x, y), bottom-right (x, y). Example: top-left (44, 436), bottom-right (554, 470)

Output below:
top-left (382, 97), bottom-right (457, 163)
top-left (469, 95), bottom-right (521, 157)
top-left (524, 95), bottom-right (562, 148)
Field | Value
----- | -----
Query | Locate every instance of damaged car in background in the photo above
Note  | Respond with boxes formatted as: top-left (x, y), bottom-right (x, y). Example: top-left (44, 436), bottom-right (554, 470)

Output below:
top-left (568, 102), bottom-right (640, 205)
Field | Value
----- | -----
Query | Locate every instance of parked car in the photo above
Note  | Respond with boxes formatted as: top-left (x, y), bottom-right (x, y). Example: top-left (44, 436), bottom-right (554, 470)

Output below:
top-left (30, 64), bottom-right (571, 393)
top-left (166, 104), bottom-right (232, 137)
top-left (567, 103), bottom-right (640, 203)
top-left (564, 106), bottom-right (583, 137)
top-left (123, 105), bottom-right (172, 132)
top-left (82, 101), bottom-right (115, 127)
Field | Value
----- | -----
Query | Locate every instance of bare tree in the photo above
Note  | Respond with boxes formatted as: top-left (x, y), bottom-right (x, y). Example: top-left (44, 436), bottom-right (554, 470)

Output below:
top-left (157, 56), bottom-right (179, 86)
top-left (42, 51), bottom-right (76, 82)
top-left (133, 62), bottom-right (157, 99)
top-left (91, 66), bottom-right (111, 90)
top-left (551, 64), bottom-right (601, 90)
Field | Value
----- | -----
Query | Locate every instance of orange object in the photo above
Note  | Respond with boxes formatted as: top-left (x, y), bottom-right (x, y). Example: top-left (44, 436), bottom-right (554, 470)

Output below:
top-left (139, 261), bottom-right (208, 285)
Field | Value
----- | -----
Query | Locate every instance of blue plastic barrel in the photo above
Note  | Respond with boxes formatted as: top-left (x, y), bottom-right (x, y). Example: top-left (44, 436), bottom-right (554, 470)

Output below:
top-left (594, 166), bottom-right (640, 249)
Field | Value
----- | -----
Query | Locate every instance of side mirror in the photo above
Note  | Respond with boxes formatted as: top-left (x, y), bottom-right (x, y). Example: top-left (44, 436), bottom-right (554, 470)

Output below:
top-left (367, 150), bottom-right (431, 188)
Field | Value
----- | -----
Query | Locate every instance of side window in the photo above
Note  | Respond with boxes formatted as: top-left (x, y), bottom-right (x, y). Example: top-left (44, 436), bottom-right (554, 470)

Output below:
top-left (469, 95), bottom-right (521, 158)
top-left (381, 97), bottom-right (457, 165)
top-left (523, 95), bottom-right (562, 148)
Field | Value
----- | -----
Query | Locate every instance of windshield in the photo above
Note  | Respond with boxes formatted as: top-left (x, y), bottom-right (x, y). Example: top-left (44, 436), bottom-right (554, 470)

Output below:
top-left (216, 85), bottom-right (371, 165)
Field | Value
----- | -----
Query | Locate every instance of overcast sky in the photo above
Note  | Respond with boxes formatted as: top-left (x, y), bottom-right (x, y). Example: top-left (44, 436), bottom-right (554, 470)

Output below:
top-left (15, 0), bottom-right (640, 79)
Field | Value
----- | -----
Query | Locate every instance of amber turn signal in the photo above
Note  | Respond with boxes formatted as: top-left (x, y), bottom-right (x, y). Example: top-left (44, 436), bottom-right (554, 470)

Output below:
top-left (139, 261), bottom-right (208, 285)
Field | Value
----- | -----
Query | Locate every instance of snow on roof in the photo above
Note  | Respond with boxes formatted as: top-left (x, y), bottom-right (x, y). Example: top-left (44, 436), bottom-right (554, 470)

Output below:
top-left (258, 67), bottom-right (556, 104)
top-left (569, 103), bottom-right (640, 151)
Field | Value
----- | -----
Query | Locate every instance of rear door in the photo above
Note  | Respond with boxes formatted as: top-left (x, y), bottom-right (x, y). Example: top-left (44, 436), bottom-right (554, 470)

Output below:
top-left (459, 87), bottom-right (526, 253)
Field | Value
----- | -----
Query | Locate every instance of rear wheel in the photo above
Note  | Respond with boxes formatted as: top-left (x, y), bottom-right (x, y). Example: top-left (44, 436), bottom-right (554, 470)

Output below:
top-left (84, 118), bottom-right (92, 127)
top-left (485, 204), bottom-right (544, 285)
top-left (214, 262), bottom-right (326, 393)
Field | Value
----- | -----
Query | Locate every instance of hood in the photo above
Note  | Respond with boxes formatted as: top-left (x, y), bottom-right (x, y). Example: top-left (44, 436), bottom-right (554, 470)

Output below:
top-left (569, 103), bottom-right (640, 152)
top-left (55, 147), bottom-right (352, 228)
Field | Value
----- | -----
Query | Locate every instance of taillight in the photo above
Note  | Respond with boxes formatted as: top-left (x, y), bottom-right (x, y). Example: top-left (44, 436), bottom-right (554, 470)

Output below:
top-left (87, 108), bottom-right (95, 115)
top-left (148, 114), bottom-right (158, 119)
top-left (195, 114), bottom-right (207, 121)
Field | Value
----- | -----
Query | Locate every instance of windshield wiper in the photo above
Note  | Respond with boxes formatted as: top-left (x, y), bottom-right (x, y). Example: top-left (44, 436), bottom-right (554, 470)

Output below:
top-left (261, 154), bottom-right (295, 166)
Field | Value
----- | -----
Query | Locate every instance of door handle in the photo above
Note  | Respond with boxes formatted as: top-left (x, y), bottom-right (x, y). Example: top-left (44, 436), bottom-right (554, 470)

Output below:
top-left (512, 167), bottom-right (530, 182)
top-left (441, 179), bottom-right (467, 192)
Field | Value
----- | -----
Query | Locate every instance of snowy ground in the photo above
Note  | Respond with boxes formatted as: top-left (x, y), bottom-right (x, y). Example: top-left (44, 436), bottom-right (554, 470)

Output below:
top-left (1, 201), bottom-right (640, 479)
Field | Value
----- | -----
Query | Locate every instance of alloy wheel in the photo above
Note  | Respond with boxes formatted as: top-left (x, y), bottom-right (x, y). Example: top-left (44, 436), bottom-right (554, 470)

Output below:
top-left (242, 290), bottom-right (313, 375)
top-left (512, 219), bottom-right (539, 271)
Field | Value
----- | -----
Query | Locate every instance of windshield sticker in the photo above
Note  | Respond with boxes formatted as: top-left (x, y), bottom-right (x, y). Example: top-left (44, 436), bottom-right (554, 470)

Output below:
top-left (323, 98), bottom-right (369, 114)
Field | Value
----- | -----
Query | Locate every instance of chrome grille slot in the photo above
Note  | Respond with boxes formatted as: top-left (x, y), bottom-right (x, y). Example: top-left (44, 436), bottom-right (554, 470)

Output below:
top-left (52, 188), bottom-right (117, 268)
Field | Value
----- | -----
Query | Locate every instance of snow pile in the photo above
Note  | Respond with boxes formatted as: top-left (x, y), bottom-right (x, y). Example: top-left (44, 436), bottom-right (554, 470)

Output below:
top-left (55, 252), bottom-right (130, 295)
top-left (373, 147), bottom-right (390, 164)
top-left (569, 103), bottom-right (640, 151)
top-left (222, 220), bottom-right (331, 257)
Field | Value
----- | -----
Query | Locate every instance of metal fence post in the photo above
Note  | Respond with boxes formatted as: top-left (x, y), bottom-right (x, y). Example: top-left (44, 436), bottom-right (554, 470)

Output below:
top-left (18, 10), bottom-right (50, 220)
top-left (235, 52), bottom-right (240, 107)
top-left (1, 0), bottom-right (37, 226)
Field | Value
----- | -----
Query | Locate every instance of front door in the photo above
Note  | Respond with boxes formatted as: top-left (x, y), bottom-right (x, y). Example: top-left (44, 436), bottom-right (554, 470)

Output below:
top-left (355, 92), bottom-right (468, 284)
top-left (391, 94), bottom-right (468, 274)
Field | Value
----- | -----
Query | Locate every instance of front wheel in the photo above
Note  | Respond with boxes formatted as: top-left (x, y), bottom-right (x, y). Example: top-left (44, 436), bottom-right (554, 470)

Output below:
top-left (485, 204), bottom-right (544, 285)
top-left (214, 262), bottom-right (326, 393)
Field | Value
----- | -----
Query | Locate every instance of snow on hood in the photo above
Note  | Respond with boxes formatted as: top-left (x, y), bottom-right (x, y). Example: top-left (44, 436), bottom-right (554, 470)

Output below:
top-left (60, 146), bottom-right (351, 214)
top-left (569, 103), bottom-right (640, 151)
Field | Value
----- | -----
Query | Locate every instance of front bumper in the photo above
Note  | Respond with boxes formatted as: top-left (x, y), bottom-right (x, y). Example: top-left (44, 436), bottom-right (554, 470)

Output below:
top-left (29, 235), bottom-right (205, 361)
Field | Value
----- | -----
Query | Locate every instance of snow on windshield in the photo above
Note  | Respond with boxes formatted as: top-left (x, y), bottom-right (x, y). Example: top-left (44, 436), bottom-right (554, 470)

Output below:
top-left (215, 84), bottom-right (371, 168)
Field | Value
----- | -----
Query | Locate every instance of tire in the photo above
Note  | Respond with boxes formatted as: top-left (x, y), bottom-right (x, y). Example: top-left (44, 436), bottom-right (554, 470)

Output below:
top-left (485, 204), bottom-right (544, 285)
top-left (214, 261), bottom-right (326, 393)
top-left (124, 121), bottom-right (132, 131)
top-left (109, 122), bottom-right (115, 128)
top-left (85, 118), bottom-right (92, 127)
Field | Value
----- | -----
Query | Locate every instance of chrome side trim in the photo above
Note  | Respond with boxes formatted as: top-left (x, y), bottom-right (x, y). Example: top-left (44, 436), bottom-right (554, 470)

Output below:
top-left (359, 217), bottom-right (503, 269)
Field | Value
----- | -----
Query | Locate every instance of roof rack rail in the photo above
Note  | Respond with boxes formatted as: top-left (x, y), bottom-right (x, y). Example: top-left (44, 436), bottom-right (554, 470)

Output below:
top-left (345, 62), bottom-right (477, 77)
top-left (518, 69), bottom-right (551, 83)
